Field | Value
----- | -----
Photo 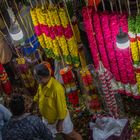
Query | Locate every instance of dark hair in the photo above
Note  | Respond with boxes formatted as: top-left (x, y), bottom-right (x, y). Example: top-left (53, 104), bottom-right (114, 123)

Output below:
top-left (34, 64), bottom-right (50, 77)
top-left (9, 94), bottom-right (25, 116)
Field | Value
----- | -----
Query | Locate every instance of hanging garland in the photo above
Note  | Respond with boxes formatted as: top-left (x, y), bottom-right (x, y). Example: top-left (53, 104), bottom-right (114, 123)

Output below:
top-left (101, 12), bottom-right (120, 82)
top-left (30, 5), bottom-right (80, 67)
top-left (129, 17), bottom-right (139, 64)
top-left (82, 7), bottom-right (99, 68)
top-left (92, 11), bottom-right (110, 71)
top-left (60, 66), bottom-right (79, 107)
top-left (0, 63), bottom-right (12, 95)
top-left (80, 67), bottom-right (101, 112)
top-left (16, 57), bottom-right (35, 93)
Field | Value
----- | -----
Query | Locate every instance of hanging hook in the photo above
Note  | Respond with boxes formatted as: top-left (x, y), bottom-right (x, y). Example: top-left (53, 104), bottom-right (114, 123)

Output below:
top-left (118, 0), bottom-right (122, 14)
top-left (93, 0), bottom-right (97, 11)
top-left (4, 0), bottom-right (9, 8)
top-left (101, 0), bottom-right (105, 11)
top-left (29, 0), bottom-right (33, 8)
top-left (127, 0), bottom-right (131, 15)
top-left (136, 0), bottom-right (140, 14)
top-left (49, 0), bottom-right (53, 5)
top-left (109, 0), bottom-right (114, 12)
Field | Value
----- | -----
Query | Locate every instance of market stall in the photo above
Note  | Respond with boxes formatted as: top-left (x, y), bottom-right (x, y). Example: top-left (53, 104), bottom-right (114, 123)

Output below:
top-left (1, 0), bottom-right (140, 139)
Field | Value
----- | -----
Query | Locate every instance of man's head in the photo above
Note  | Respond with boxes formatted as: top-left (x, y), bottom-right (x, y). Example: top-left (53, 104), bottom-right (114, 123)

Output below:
top-left (9, 94), bottom-right (25, 116)
top-left (34, 63), bottom-right (51, 84)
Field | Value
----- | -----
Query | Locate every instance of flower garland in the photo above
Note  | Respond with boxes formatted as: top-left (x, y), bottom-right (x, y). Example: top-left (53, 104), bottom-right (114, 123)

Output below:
top-left (16, 57), bottom-right (35, 91)
top-left (60, 66), bottom-right (79, 107)
top-left (80, 67), bottom-right (101, 112)
top-left (92, 11), bottom-right (110, 71)
top-left (97, 62), bottom-right (119, 118)
top-left (110, 14), bottom-right (128, 85)
top-left (82, 7), bottom-right (99, 68)
top-left (30, 6), bottom-right (80, 67)
top-left (58, 8), bottom-right (79, 66)
top-left (119, 14), bottom-right (137, 96)
top-left (101, 12), bottom-right (120, 82)
top-left (30, 8), bottom-right (46, 49)
top-left (0, 63), bottom-right (12, 95)
top-left (129, 17), bottom-right (139, 64)
top-left (135, 14), bottom-right (140, 95)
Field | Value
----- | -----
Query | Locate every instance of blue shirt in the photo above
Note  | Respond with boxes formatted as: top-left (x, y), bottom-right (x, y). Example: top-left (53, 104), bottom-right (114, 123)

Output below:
top-left (2, 113), bottom-right (53, 140)
top-left (0, 104), bottom-right (12, 140)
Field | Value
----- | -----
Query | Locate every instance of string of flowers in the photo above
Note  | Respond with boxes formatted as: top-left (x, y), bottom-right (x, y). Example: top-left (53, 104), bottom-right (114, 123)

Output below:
top-left (136, 14), bottom-right (140, 54)
top-left (129, 16), bottom-right (139, 64)
top-left (92, 11), bottom-right (110, 71)
top-left (30, 8), bottom-right (46, 49)
top-left (135, 14), bottom-right (140, 95)
top-left (101, 12), bottom-right (120, 82)
top-left (16, 57), bottom-right (35, 90)
top-left (50, 7), bottom-right (71, 62)
top-left (58, 8), bottom-right (79, 67)
top-left (30, 6), bottom-right (80, 67)
top-left (109, 14), bottom-right (126, 92)
top-left (80, 67), bottom-right (101, 112)
top-left (120, 14), bottom-right (137, 96)
top-left (0, 63), bottom-right (12, 95)
top-left (82, 7), bottom-right (99, 69)
top-left (60, 67), bottom-right (79, 107)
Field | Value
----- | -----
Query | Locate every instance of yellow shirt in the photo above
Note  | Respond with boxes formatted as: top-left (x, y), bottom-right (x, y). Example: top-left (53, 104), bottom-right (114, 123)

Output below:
top-left (34, 77), bottom-right (67, 124)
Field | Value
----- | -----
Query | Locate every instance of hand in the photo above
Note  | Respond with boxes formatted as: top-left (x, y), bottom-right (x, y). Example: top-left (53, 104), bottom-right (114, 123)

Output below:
top-left (29, 101), bottom-right (36, 113)
top-left (56, 120), bottom-right (63, 133)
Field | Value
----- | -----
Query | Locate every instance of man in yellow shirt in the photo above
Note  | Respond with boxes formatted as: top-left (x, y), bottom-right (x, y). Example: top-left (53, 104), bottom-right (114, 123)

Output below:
top-left (32, 62), bottom-right (82, 140)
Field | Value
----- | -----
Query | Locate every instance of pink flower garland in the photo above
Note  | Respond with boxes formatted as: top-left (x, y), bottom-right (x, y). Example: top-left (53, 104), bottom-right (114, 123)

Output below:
top-left (101, 12), bottom-right (120, 81)
top-left (82, 7), bottom-right (99, 68)
top-left (119, 14), bottom-right (136, 84)
top-left (110, 14), bottom-right (128, 84)
top-left (92, 11), bottom-right (110, 71)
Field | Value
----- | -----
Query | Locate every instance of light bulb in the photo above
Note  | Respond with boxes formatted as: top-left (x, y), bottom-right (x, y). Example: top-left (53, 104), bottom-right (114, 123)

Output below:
top-left (116, 28), bottom-right (130, 49)
top-left (9, 21), bottom-right (24, 41)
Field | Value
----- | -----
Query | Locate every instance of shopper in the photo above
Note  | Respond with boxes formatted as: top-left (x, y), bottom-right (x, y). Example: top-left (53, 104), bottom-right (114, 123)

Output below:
top-left (0, 104), bottom-right (12, 140)
top-left (31, 62), bottom-right (82, 140)
top-left (2, 94), bottom-right (53, 140)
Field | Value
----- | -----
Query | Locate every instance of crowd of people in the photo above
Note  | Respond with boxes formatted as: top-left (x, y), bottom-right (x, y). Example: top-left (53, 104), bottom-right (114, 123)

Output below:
top-left (0, 62), bottom-right (83, 140)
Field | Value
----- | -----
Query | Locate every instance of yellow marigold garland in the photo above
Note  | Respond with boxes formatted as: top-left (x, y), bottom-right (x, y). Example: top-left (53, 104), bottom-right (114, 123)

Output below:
top-left (58, 8), bottom-right (79, 67)
top-left (129, 33), bottom-right (139, 64)
top-left (30, 6), bottom-right (80, 67)
top-left (30, 8), bottom-right (46, 49)
top-left (136, 73), bottom-right (140, 93)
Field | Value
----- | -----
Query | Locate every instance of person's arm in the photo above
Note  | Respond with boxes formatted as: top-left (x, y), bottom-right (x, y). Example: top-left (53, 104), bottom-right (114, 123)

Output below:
top-left (30, 87), bottom-right (40, 113)
top-left (0, 104), bottom-right (12, 122)
top-left (33, 116), bottom-right (53, 140)
top-left (55, 85), bottom-right (67, 132)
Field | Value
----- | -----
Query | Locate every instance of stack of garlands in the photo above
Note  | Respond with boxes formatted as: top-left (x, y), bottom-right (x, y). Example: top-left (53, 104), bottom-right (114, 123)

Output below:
top-left (0, 63), bottom-right (12, 95)
top-left (60, 66), bottom-right (79, 107)
top-left (30, 5), bottom-right (80, 67)
top-left (80, 68), bottom-right (101, 112)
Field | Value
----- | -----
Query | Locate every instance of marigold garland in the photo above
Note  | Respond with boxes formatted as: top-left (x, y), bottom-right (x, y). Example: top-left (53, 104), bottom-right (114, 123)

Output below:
top-left (30, 8), bottom-right (46, 49)
top-left (30, 6), bottom-right (80, 67)
top-left (129, 17), bottom-right (139, 64)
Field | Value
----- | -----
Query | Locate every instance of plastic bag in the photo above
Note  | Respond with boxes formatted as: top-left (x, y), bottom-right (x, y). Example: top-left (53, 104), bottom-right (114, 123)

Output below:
top-left (90, 117), bottom-right (127, 140)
